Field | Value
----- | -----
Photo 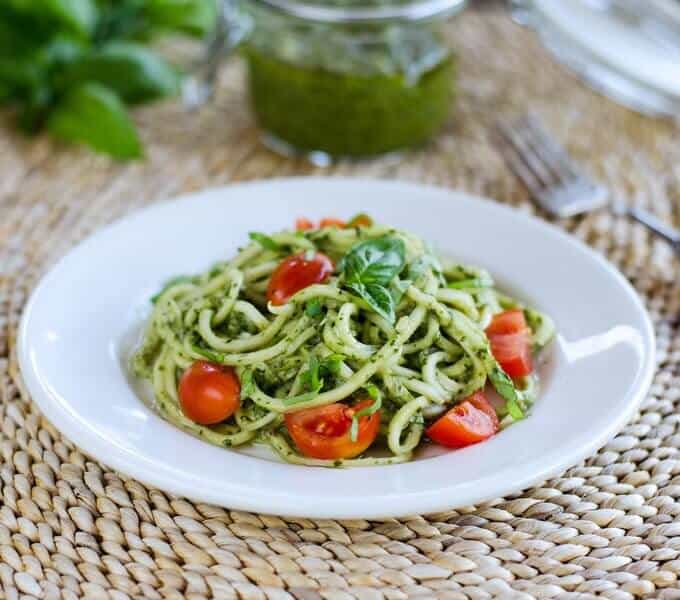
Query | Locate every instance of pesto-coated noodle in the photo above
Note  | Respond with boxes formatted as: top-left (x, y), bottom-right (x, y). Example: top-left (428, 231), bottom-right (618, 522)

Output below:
top-left (133, 221), bottom-right (555, 467)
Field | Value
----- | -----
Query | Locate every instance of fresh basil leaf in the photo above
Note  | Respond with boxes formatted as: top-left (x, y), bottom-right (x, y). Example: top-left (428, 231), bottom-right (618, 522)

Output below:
top-left (341, 236), bottom-right (405, 322)
top-left (300, 355), bottom-right (321, 392)
top-left (320, 354), bottom-right (344, 378)
top-left (51, 0), bottom-right (97, 35)
top-left (240, 369), bottom-right (255, 399)
top-left (0, 83), bottom-right (10, 103)
top-left (343, 235), bottom-right (405, 286)
top-left (0, 8), bottom-right (52, 55)
top-left (0, 26), bottom-right (82, 102)
top-left (305, 298), bottom-right (322, 318)
top-left (151, 275), bottom-right (193, 303)
top-left (145, 0), bottom-right (217, 36)
top-left (47, 83), bottom-right (142, 159)
top-left (365, 383), bottom-right (380, 401)
top-left (93, 0), bottom-right (147, 42)
top-left (347, 281), bottom-right (396, 324)
top-left (9, 0), bottom-right (97, 36)
top-left (249, 231), bottom-right (280, 251)
top-left (62, 42), bottom-right (180, 104)
top-left (488, 366), bottom-right (524, 420)
top-left (284, 358), bottom-right (324, 406)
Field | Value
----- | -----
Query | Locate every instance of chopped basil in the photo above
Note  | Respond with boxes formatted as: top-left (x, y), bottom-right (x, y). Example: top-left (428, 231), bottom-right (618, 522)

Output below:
top-left (305, 298), bottom-right (322, 317)
top-left (350, 384), bottom-right (382, 442)
top-left (488, 366), bottom-right (524, 420)
top-left (240, 370), bottom-right (256, 399)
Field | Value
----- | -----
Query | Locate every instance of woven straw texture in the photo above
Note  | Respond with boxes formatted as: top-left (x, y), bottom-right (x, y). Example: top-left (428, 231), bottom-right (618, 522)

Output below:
top-left (1, 6), bottom-right (679, 599)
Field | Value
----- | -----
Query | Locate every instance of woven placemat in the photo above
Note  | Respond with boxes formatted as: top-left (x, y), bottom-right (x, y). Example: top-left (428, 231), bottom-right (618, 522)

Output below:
top-left (1, 6), bottom-right (679, 599)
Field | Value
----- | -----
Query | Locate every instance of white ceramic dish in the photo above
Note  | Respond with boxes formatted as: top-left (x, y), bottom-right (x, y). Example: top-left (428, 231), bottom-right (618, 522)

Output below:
top-left (17, 178), bottom-right (655, 518)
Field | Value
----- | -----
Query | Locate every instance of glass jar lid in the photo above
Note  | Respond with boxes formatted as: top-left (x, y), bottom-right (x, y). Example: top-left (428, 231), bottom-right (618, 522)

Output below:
top-left (253, 0), bottom-right (467, 23)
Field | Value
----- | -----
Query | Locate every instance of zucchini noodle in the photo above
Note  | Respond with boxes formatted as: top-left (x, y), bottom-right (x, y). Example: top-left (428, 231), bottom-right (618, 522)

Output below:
top-left (133, 221), bottom-right (555, 467)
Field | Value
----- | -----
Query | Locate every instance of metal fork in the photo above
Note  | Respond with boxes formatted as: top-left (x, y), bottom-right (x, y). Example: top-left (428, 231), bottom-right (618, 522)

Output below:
top-left (496, 115), bottom-right (680, 255)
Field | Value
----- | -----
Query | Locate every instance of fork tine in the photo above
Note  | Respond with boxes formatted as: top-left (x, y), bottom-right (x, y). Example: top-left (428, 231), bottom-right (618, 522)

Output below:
top-left (497, 121), bottom-right (556, 187)
top-left (494, 131), bottom-right (546, 197)
top-left (519, 116), bottom-right (581, 181)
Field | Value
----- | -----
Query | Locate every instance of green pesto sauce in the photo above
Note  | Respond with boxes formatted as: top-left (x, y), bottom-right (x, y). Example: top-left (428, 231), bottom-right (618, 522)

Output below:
top-left (245, 49), bottom-right (455, 158)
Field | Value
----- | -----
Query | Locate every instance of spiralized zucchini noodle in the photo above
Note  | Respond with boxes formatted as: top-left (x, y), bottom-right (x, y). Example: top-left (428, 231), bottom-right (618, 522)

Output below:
top-left (133, 220), bottom-right (555, 467)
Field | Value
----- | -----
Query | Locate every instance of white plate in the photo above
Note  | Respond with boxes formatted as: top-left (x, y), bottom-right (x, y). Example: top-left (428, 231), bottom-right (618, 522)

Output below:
top-left (18, 178), bottom-right (655, 518)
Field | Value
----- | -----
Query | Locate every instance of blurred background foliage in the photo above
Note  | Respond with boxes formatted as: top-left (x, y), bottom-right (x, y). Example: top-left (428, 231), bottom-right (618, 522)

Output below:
top-left (0, 0), bottom-right (217, 158)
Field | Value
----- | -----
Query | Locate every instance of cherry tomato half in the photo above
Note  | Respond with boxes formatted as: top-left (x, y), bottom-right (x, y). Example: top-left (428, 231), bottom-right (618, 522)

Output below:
top-left (346, 213), bottom-right (373, 227)
top-left (485, 309), bottom-right (527, 336)
top-left (267, 251), bottom-right (333, 306)
top-left (178, 361), bottom-right (240, 425)
top-left (319, 217), bottom-right (346, 228)
top-left (485, 310), bottom-right (533, 378)
top-left (295, 217), bottom-right (314, 231)
top-left (285, 399), bottom-right (380, 459)
top-left (426, 391), bottom-right (499, 448)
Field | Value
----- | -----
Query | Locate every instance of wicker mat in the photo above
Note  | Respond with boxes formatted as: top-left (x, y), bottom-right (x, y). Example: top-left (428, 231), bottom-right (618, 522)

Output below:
top-left (1, 6), bottom-right (679, 599)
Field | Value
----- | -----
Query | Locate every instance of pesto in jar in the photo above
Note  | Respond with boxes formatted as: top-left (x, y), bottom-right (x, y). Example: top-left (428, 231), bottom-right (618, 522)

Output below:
top-left (245, 48), bottom-right (455, 158)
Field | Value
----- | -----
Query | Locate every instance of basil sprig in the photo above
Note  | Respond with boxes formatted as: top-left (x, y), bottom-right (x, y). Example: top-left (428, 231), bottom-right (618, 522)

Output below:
top-left (305, 298), bottom-right (322, 317)
top-left (340, 235), bottom-right (406, 323)
top-left (276, 354), bottom-right (343, 407)
top-left (0, 0), bottom-right (215, 159)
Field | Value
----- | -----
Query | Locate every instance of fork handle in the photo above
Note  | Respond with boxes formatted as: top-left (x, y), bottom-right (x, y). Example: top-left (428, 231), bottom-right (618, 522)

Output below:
top-left (626, 207), bottom-right (680, 256)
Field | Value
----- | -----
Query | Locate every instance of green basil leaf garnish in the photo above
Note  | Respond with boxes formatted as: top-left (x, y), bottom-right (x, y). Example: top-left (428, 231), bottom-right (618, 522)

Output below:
top-left (249, 231), bottom-right (280, 251)
top-left (341, 235), bottom-right (405, 323)
top-left (346, 281), bottom-right (397, 324)
top-left (343, 235), bottom-right (406, 286)
top-left (305, 298), bottom-right (322, 317)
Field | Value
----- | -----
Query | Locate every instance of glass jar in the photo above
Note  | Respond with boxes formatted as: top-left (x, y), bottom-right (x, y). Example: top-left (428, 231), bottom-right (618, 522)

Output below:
top-left (197, 0), bottom-right (466, 163)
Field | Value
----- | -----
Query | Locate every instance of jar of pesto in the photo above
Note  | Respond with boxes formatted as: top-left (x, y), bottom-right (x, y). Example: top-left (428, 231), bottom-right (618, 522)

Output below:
top-left (195, 0), bottom-right (466, 163)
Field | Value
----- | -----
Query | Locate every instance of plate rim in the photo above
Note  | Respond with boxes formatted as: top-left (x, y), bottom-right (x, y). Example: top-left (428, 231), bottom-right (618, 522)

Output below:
top-left (17, 177), bottom-right (656, 518)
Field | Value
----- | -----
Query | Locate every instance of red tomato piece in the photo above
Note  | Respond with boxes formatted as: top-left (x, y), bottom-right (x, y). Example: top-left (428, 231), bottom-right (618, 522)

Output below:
top-left (485, 310), bottom-right (533, 377)
top-left (295, 217), bottom-right (314, 231)
top-left (319, 217), bottom-right (345, 228)
top-left (346, 214), bottom-right (373, 228)
top-left (485, 309), bottom-right (527, 336)
top-left (266, 251), bottom-right (333, 305)
top-left (285, 399), bottom-right (380, 459)
top-left (426, 391), bottom-right (499, 448)
top-left (179, 361), bottom-right (240, 425)
top-left (488, 331), bottom-right (533, 377)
